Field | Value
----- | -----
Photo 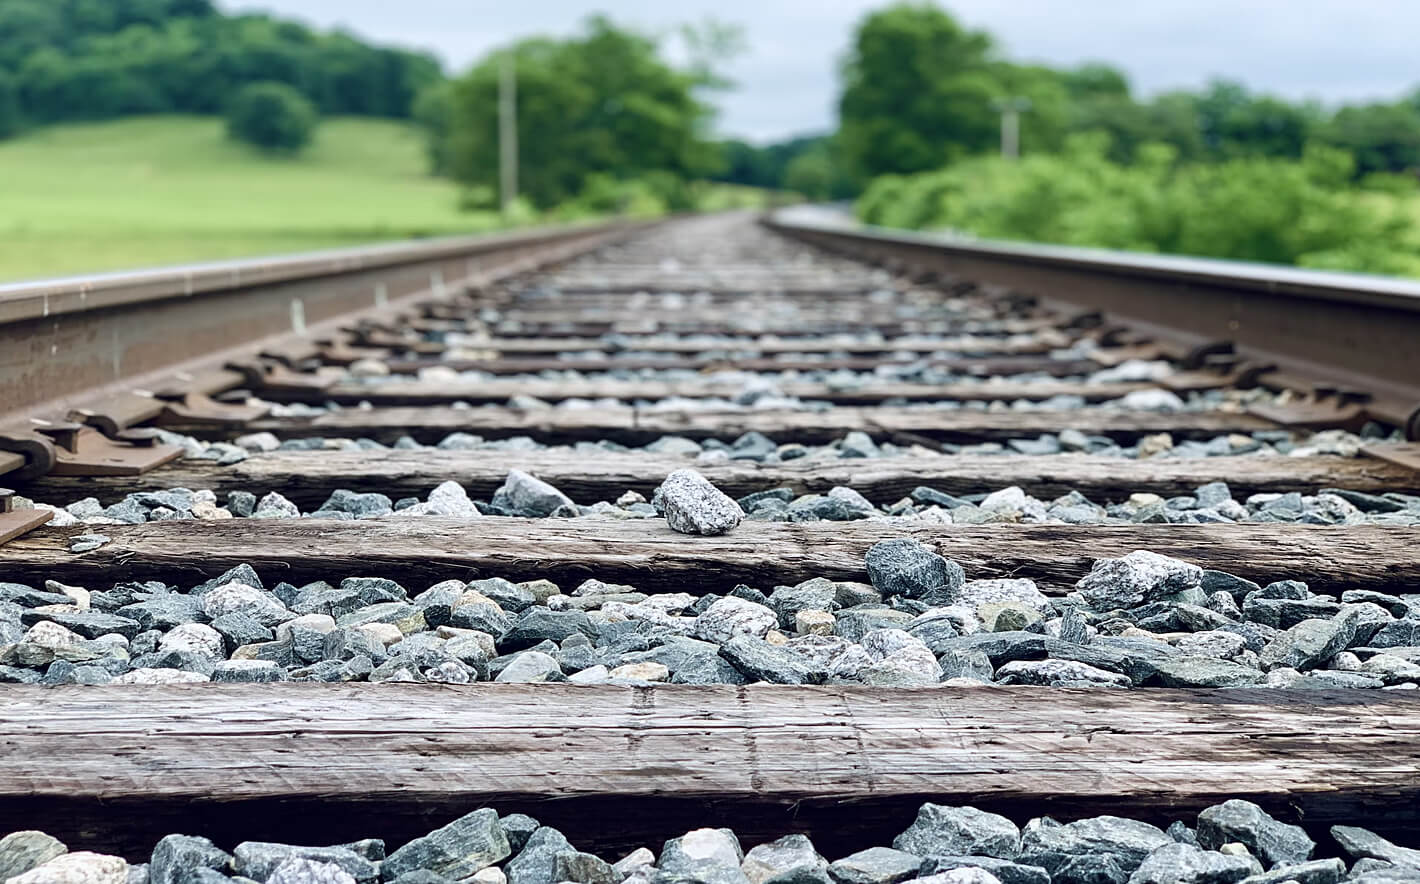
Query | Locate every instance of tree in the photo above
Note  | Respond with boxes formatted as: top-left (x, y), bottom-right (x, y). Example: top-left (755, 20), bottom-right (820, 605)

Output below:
top-left (226, 81), bottom-right (317, 153)
top-left (440, 17), bottom-right (714, 209)
top-left (784, 144), bottom-right (834, 199)
top-left (1322, 102), bottom-right (1420, 176)
top-left (0, 71), bottom-right (19, 138)
top-left (838, 3), bottom-right (999, 182)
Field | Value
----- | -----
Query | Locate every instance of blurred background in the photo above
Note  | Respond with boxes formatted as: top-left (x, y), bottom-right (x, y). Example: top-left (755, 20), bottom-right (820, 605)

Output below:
top-left (2, 0), bottom-right (1419, 281)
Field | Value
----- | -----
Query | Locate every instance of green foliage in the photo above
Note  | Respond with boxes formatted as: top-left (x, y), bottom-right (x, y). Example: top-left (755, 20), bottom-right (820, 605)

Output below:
top-left (838, 3), bottom-right (999, 181)
top-left (858, 136), bottom-right (1416, 274)
top-left (226, 82), bottom-right (317, 153)
top-left (439, 17), bottom-right (715, 210)
top-left (784, 145), bottom-right (835, 200)
top-left (1321, 102), bottom-right (1420, 177)
top-left (0, 0), bottom-right (439, 133)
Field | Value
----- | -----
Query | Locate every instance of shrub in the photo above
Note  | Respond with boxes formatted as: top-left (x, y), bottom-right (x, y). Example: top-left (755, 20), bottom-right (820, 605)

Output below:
top-left (226, 81), bottom-right (317, 153)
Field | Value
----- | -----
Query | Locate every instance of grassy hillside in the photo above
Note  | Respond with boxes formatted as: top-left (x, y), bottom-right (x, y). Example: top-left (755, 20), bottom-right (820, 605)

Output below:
top-left (0, 116), bottom-right (501, 282)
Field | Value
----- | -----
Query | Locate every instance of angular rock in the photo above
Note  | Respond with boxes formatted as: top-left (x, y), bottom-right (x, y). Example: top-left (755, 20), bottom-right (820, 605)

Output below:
top-left (267, 858), bottom-right (357, 884)
top-left (695, 597), bottom-right (779, 645)
top-left (233, 844), bottom-right (376, 884)
top-left (1127, 842), bottom-right (1252, 884)
top-left (149, 835), bottom-right (230, 884)
top-left (893, 804), bottom-right (1020, 860)
top-left (1018, 816), bottom-right (1170, 881)
top-left (1196, 800), bottom-right (1313, 867)
top-left (0, 831), bottom-right (67, 881)
top-left (919, 858), bottom-right (1046, 884)
top-left (865, 539), bottom-right (964, 605)
top-left (8, 852), bottom-right (127, 884)
top-left (658, 470), bottom-right (744, 536)
top-left (1076, 552), bottom-right (1203, 611)
top-left (720, 635), bottom-right (827, 684)
top-left (1330, 826), bottom-right (1420, 870)
top-left (492, 471), bottom-right (575, 518)
top-left (741, 835), bottom-right (827, 884)
top-left (826, 847), bottom-right (921, 884)
top-left (383, 808), bottom-right (510, 881)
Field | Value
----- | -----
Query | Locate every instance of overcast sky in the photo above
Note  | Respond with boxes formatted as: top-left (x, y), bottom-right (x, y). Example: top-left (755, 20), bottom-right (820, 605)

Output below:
top-left (223, 1), bottom-right (1420, 143)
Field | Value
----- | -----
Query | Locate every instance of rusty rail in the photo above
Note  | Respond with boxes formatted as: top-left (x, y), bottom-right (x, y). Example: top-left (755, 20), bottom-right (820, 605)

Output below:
top-left (766, 209), bottom-right (1420, 440)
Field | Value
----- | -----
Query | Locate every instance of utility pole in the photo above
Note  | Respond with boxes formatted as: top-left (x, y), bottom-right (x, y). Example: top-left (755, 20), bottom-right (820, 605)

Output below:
top-left (499, 51), bottom-right (518, 217)
top-left (992, 97), bottom-right (1032, 160)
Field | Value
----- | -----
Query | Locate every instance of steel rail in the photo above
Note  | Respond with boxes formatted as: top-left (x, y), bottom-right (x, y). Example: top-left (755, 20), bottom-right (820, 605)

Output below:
top-left (766, 209), bottom-right (1420, 438)
top-left (0, 219), bottom-right (648, 426)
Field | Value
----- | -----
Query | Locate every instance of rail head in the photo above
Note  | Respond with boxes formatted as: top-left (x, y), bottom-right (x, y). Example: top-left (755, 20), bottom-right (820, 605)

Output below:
top-left (0, 219), bottom-right (644, 326)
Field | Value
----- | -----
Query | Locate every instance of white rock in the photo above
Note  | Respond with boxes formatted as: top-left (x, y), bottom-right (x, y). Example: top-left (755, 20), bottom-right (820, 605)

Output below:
top-left (22, 621), bottom-right (83, 649)
top-left (201, 581), bottom-right (292, 627)
top-left (978, 487), bottom-right (1047, 521)
top-left (609, 662), bottom-right (671, 682)
top-left (612, 848), bottom-right (656, 877)
top-left (348, 358), bottom-right (390, 377)
top-left (7, 852), bottom-right (128, 884)
top-left (111, 668), bottom-right (210, 685)
top-left (357, 622), bottom-right (405, 647)
top-left (694, 597), bottom-right (777, 644)
top-left (569, 665), bottom-right (611, 684)
top-left (674, 829), bottom-right (741, 870)
top-left (234, 432), bottom-right (281, 453)
top-left (45, 582), bottom-right (90, 610)
top-left (956, 579), bottom-right (1051, 614)
top-left (158, 623), bottom-right (225, 660)
top-left (1117, 389), bottom-right (1186, 411)
top-left (252, 492), bottom-right (300, 519)
top-left (657, 469), bottom-right (743, 536)
top-left (494, 651), bottom-right (562, 683)
top-left (470, 867), bottom-right (507, 884)
top-left (276, 614), bottom-right (338, 639)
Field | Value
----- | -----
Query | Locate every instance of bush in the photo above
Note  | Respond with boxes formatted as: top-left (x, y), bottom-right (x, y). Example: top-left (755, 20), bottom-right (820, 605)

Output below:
top-left (226, 81), bottom-right (317, 153)
top-left (857, 137), bottom-right (1416, 274)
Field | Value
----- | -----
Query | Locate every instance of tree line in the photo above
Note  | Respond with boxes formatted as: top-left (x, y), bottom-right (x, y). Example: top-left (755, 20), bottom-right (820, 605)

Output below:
top-left (0, 0), bottom-right (440, 137)
top-left (712, 4), bottom-right (1420, 198)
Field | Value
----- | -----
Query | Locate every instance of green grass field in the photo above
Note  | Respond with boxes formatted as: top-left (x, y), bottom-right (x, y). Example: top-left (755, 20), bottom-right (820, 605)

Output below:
top-left (0, 116), bottom-right (501, 282)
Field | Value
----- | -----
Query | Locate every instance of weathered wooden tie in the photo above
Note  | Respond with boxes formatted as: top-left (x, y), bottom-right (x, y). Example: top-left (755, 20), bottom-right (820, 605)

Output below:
top-left (25, 450), bottom-right (1418, 509)
top-left (0, 684), bottom-right (1416, 858)
top-left (223, 407), bottom-right (1275, 445)
top-left (2, 519), bottom-right (1415, 592)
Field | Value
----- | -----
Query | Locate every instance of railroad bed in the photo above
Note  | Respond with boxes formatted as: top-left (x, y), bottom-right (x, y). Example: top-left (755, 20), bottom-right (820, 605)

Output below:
top-left (1, 212), bottom-right (1419, 884)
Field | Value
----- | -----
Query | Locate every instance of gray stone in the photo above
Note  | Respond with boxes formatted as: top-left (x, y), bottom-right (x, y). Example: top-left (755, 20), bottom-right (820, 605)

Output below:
top-left (1234, 858), bottom-right (1343, 884)
top-left (202, 583), bottom-right (291, 628)
top-left (1076, 551), bottom-right (1203, 611)
top-left (315, 490), bottom-right (393, 518)
top-left (837, 609), bottom-right (914, 644)
top-left (1148, 656), bottom-right (1264, 688)
top-left (20, 611), bottom-right (141, 640)
top-left (893, 804), bottom-right (1020, 860)
top-left (494, 651), bottom-right (564, 683)
top-left (658, 470), bottom-right (744, 536)
top-left (501, 609), bottom-right (594, 651)
top-left (113, 597), bottom-right (202, 633)
top-left (552, 851), bottom-right (618, 884)
top-left (266, 859), bottom-right (355, 884)
top-left (1241, 599), bottom-right (1341, 630)
top-left (1018, 816), bottom-right (1170, 881)
top-left (1331, 826), bottom-right (1420, 870)
top-left (212, 660), bottom-right (288, 683)
top-left (507, 829), bottom-right (574, 884)
top-left (911, 871), bottom-right (1002, 884)
top-left (500, 815), bottom-right (541, 855)
top-left (720, 635), bottom-right (826, 684)
top-left (937, 633), bottom-right (1047, 666)
top-left (383, 808), bottom-right (510, 881)
top-left (1366, 619), bottom-right (1420, 649)
top-left (232, 844), bottom-right (376, 884)
top-left (826, 847), bottom-right (921, 884)
top-left (768, 580), bottom-right (838, 629)
top-left (1195, 800), bottom-right (1313, 867)
top-left (865, 539), bottom-right (964, 605)
top-left (1127, 843), bottom-right (1252, 884)
top-left (209, 614), bottom-right (274, 652)
top-left (492, 470), bottom-right (575, 518)
top-left (741, 836), bottom-right (827, 884)
top-left (938, 648), bottom-right (994, 682)
top-left (1258, 615), bottom-right (1358, 672)
top-left (0, 831), bottom-right (68, 881)
top-left (149, 835), bottom-right (230, 884)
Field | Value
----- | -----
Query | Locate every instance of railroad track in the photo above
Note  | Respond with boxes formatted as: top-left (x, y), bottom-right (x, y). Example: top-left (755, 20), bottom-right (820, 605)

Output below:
top-left (1, 211), bottom-right (1419, 883)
